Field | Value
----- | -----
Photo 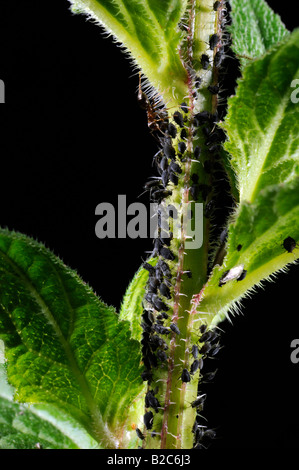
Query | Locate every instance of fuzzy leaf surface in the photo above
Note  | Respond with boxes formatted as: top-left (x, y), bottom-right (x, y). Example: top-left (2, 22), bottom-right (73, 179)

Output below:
top-left (68, 0), bottom-right (188, 106)
top-left (0, 359), bottom-right (99, 449)
top-left (229, 0), bottom-right (289, 66)
top-left (223, 29), bottom-right (299, 203)
top-left (0, 229), bottom-right (143, 448)
top-left (203, 179), bottom-right (299, 324)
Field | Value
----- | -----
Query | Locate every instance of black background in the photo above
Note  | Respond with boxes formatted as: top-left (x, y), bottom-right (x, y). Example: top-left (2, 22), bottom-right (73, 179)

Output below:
top-left (0, 0), bottom-right (298, 449)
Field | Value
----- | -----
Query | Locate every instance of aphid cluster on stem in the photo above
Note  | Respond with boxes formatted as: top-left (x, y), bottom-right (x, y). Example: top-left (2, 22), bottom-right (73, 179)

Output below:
top-left (191, 323), bottom-right (221, 449)
top-left (137, 0), bottom-right (230, 449)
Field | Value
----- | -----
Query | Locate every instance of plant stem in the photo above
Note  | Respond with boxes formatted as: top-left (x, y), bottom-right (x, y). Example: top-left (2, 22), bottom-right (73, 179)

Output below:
top-left (142, 0), bottom-right (226, 450)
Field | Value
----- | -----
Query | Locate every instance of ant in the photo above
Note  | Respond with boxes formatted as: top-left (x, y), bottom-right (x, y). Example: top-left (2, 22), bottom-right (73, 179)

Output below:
top-left (137, 73), bottom-right (169, 136)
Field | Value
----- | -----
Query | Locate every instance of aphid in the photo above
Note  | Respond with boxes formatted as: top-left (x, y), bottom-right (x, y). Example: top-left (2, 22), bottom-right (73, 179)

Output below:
top-left (144, 411), bottom-right (154, 430)
top-left (199, 341), bottom-right (212, 355)
top-left (163, 141), bottom-right (176, 159)
top-left (213, 1), bottom-right (220, 10)
top-left (180, 102), bottom-right (188, 113)
top-left (153, 294), bottom-right (169, 312)
top-left (237, 269), bottom-right (247, 282)
top-left (283, 236), bottom-right (296, 253)
top-left (143, 262), bottom-right (155, 275)
top-left (141, 370), bottom-right (153, 382)
top-left (208, 329), bottom-right (219, 343)
top-left (191, 394), bottom-right (207, 408)
top-left (145, 390), bottom-right (160, 411)
top-left (220, 228), bottom-right (228, 243)
top-left (157, 350), bottom-right (168, 362)
top-left (169, 161), bottom-right (182, 174)
top-left (194, 76), bottom-right (202, 88)
top-left (208, 84), bottom-right (219, 95)
top-left (201, 429), bottom-right (216, 441)
top-left (153, 238), bottom-right (163, 256)
top-left (169, 172), bottom-right (179, 185)
top-left (199, 324), bottom-right (207, 334)
top-left (190, 359), bottom-right (200, 375)
top-left (209, 343), bottom-right (221, 356)
top-left (160, 155), bottom-right (169, 171)
top-left (180, 128), bottom-right (187, 139)
top-left (160, 246), bottom-right (175, 261)
top-left (148, 276), bottom-right (159, 291)
top-left (136, 428), bottom-right (145, 440)
top-left (191, 344), bottom-right (199, 359)
top-left (214, 47), bottom-right (225, 68)
top-left (209, 33), bottom-right (220, 50)
top-left (195, 111), bottom-right (213, 124)
top-left (200, 331), bottom-right (212, 343)
top-left (201, 54), bottom-right (210, 70)
top-left (143, 347), bottom-right (158, 368)
top-left (159, 282), bottom-right (171, 299)
top-left (178, 141), bottom-right (186, 154)
top-left (168, 122), bottom-right (177, 138)
top-left (158, 260), bottom-right (172, 277)
top-left (193, 145), bottom-right (201, 159)
top-left (151, 189), bottom-right (172, 203)
top-left (237, 244), bottom-right (242, 251)
top-left (160, 312), bottom-right (169, 319)
top-left (181, 368), bottom-right (191, 383)
top-left (203, 369), bottom-right (218, 382)
top-left (147, 282), bottom-right (158, 295)
top-left (141, 322), bottom-right (152, 333)
top-left (218, 264), bottom-right (245, 286)
top-left (143, 179), bottom-right (161, 191)
top-left (153, 324), bottom-right (170, 335)
top-left (143, 309), bottom-right (155, 324)
top-left (205, 129), bottom-right (226, 146)
top-left (170, 323), bottom-right (181, 335)
top-left (173, 111), bottom-right (184, 128)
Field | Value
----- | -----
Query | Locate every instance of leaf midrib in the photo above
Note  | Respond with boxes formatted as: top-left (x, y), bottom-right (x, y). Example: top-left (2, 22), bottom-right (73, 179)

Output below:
top-left (241, 92), bottom-right (294, 202)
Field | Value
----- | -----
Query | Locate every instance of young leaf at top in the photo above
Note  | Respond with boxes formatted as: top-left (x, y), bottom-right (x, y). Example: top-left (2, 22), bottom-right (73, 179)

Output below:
top-left (0, 229), bottom-right (144, 448)
top-left (68, 0), bottom-right (189, 106)
top-left (229, 0), bottom-right (289, 67)
top-left (223, 28), bottom-right (299, 203)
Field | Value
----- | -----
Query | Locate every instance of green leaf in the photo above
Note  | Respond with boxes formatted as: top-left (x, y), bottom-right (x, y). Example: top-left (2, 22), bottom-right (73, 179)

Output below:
top-left (0, 344), bottom-right (99, 449)
top-left (68, 0), bottom-right (188, 106)
top-left (223, 29), bottom-right (299, 203)
top-left (202, 178), bottom-right (299, 325)
top-left (119, 258), bottom-right (157, 341)
top-left (0, 229), bottom-right (143, 448)
top-left (229, 0), bottom-right (289, 66)
top-left (0, 369), bottom-right (99, 449)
